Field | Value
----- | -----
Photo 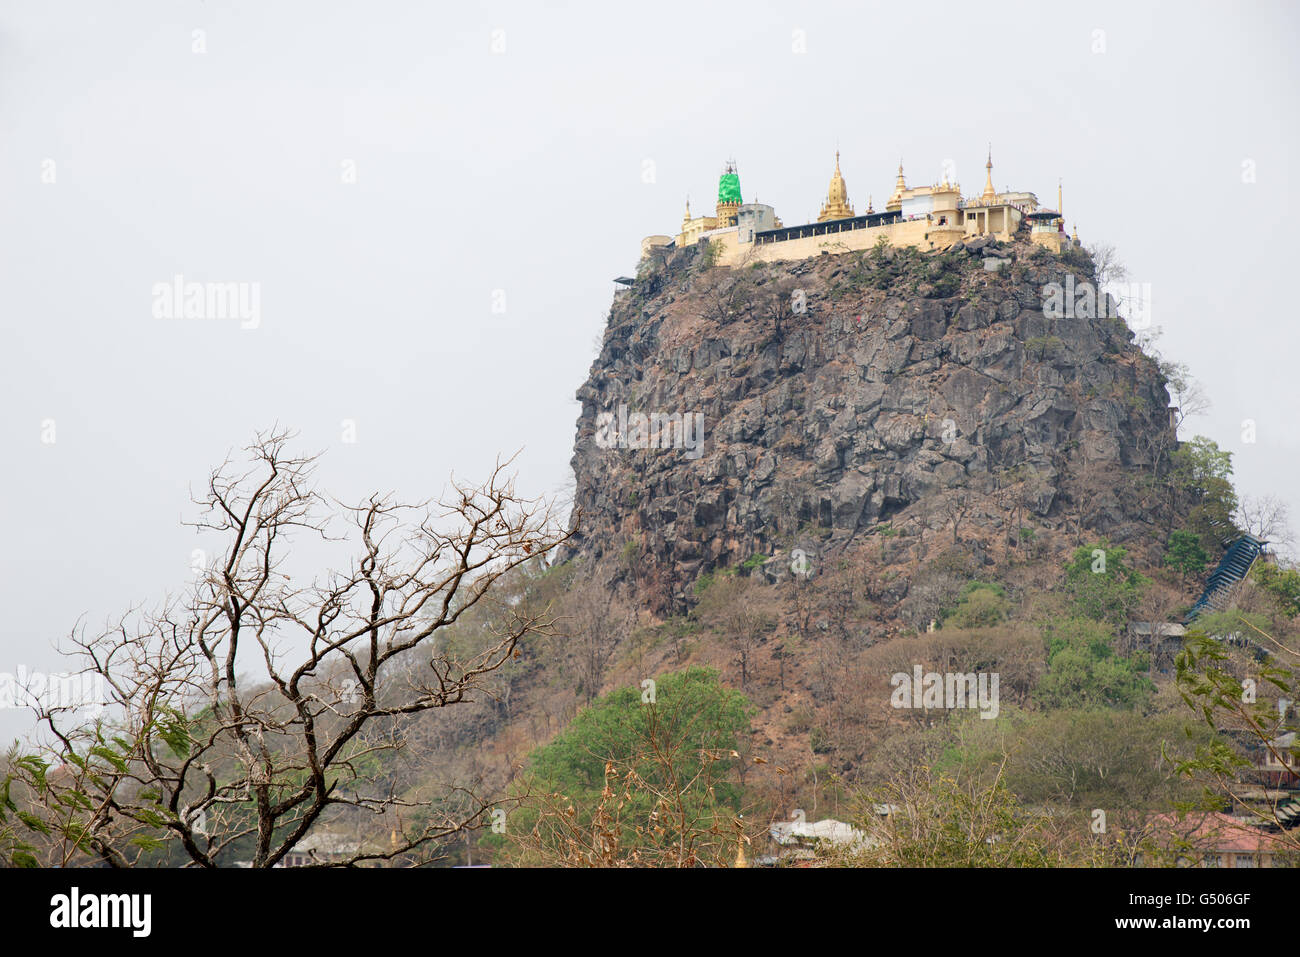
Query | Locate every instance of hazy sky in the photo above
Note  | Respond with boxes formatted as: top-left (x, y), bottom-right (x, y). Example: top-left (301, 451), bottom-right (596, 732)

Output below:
top-left (2, 0), bottom-right (1297, 740)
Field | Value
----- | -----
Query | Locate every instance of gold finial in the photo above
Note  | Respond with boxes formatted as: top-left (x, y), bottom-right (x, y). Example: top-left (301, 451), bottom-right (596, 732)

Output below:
top-left (867, 194), bottom-right (874, 213)
top-left (1072, 223), bottom-right (1079, 242)
top-left (981, 146), bottom-right (997, 202)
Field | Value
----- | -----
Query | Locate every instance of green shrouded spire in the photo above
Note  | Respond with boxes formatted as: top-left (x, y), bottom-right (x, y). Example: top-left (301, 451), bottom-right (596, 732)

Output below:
top-left (717, 161), bottom-right (742, 204)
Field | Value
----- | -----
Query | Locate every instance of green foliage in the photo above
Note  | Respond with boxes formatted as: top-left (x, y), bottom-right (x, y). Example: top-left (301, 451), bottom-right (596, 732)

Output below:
top-left (154, 708), bottom-right (192, 759)
top-left (1, 755), bottom-right (40, 867)
top-left (809, 726), bottom-right (833, 754)
top-left (1060, 245), bottom-right (1091, 271)
top-left (849, 765), bottom-right (1111, 867)
top-left (1190, 609), bottom-right (1271, 641)
top-left (740, 553), bottom-right (767, 572)
top-left (1164, 529), bottom-right (1210, 577)
top-left (697, 239), bottom-right (721, 269)
top-left (1035, 618), bottom-right (1154, 710)
top-left (1255, 562), bottom-right (1300, 618)
top-left (946, 582), bottom-right (1009, 629)
top-left (1170, 436), bottom-right (1240, 549)
top-left (926, 273), bottom-right (961, 298)
top-left (503, 668), bottom-right (755, 863)
top-left (1174, 625), bottom-right (1298, 809)
top-left (527, 668), bottom-right (753, 796)
top-left (1063, 543), bottom-right (1148, 626)
top-left (934, 709), bottom-right (1212, 812)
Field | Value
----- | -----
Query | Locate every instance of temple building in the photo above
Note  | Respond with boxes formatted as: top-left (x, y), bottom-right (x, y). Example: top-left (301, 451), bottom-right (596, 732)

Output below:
top-left (646, 151), bottom-right (1077, 267)
top-left (671, 160), bottom-right (782, 250)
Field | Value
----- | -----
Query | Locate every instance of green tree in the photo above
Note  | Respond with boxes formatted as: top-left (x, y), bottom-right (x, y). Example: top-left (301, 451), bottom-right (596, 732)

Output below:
top-left (1035, 618), bottom-right (1154, 710)
top-left (0, 749), bottom-right (44, 868)
top-left (838, 764), bottom-right (1123, 867)
top-left (1063, 544), bottom-right (1149, 626)
top-left (1170, 436), bottom-right (1240, 549)
top-left (1164, 529), bottom-right (1210, 577)
top-left (946, 582), bottom-right (1009, 629)
top-left (501, 667), bottom-right (756, 866)
top-left (1004, 710), bottom-right (1210, 809)
top-left (1255, 562), bottom-right (1300, 618)
top-left (1175, 622), bottom-right (1300, 845)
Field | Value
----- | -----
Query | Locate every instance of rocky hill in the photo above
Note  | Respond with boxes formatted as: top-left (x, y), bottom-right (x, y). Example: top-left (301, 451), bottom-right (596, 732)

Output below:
top-left (565, 234), bottom-right (1178, 611)
top-left (307, 232), bottom-right (1233, 865)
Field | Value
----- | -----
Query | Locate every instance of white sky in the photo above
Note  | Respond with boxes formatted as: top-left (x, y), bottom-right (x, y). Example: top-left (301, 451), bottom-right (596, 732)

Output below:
top-left (2, 0), bottom-right (1298, 740)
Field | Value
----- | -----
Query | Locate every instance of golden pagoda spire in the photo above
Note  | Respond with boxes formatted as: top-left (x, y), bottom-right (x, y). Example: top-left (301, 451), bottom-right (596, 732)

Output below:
top-left (682, 196), bottom-right (692, 225)
top-left (1058, 179), bottom-right (1064, 228)
top-left (817, 151), bottom-right (855, 222)
top-left (981, 145), bottom-right (996, 202)
top-left (886, 159), bottom-right (907, 211)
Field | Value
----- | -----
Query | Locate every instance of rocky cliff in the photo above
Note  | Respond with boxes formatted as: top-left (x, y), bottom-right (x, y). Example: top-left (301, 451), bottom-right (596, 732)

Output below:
top-left (566, 234), bottom-right (1177, 611)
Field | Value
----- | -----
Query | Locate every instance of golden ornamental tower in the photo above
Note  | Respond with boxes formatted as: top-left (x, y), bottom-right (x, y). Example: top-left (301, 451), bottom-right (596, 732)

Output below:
top-left (981, 147), bottom-right (997, 203)
top-left (886, 159), bottom-right (907, 211)
top-left (816, 151), bottom-right (856, 222)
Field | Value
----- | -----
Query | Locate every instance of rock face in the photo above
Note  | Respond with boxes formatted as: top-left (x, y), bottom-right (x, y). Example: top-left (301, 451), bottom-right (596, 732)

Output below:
top-left (566, 236), bottom-right (1176, 610)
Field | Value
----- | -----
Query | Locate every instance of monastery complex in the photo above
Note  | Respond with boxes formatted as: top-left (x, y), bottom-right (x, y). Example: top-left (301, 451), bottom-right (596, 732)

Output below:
top-left (641, 152), bottom-right (1078, 267)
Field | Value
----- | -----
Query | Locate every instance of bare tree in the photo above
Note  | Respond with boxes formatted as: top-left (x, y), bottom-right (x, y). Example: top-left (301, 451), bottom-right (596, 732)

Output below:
top-left (695, 265), bottom-right (757, 325)
top-left (694, 576), bottom-right (775, 689)
top-left (565, 581), bottom-right (626, 705)
top-left (761, 276), bottom-right (799, 344)
top-left (940, 491), bottom-right (972, 545)
top-left (1152, 356), bottom-right (1210, 435)
top-left (1086, 241), bottom-right (1128, 290)
top-left (14, 430), bottom-right (569, 868)
top-left (1236, 494), bottom-right (1294, 548)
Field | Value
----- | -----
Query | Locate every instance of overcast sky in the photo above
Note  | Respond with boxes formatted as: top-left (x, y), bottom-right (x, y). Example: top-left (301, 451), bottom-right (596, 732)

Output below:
top-left (2, 0), bottom-right (1297, 741)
